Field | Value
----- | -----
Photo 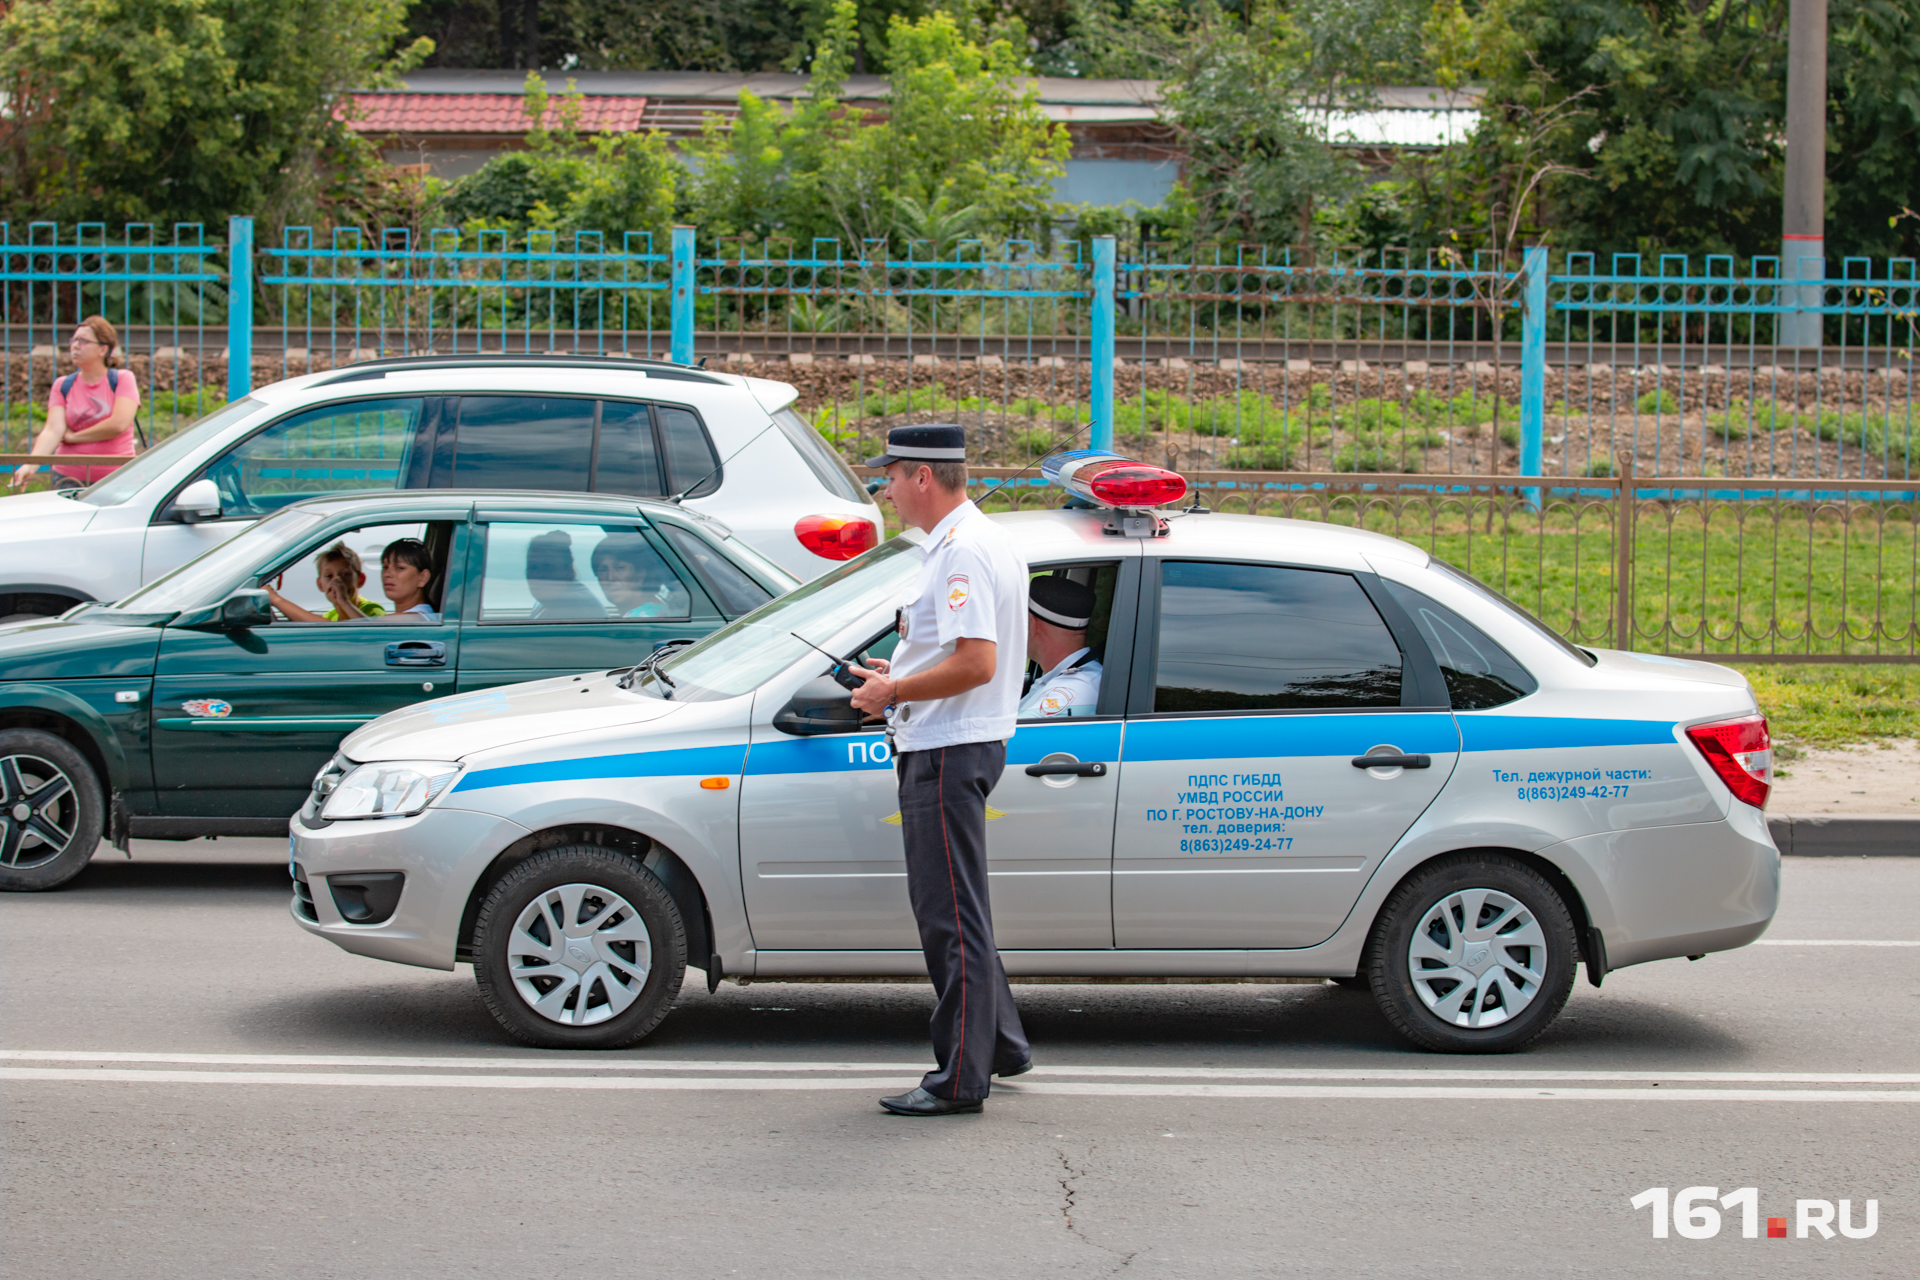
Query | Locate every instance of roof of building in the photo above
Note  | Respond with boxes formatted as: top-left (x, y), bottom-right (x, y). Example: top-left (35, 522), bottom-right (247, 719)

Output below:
top-left (345, 71), bottom-right (1480, 147)
top-left (346, 92), bottom-right (649, 135)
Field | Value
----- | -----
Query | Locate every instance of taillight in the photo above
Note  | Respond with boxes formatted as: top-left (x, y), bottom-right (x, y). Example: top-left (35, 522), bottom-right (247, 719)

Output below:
top-left (794, 514), bottom-right (878, 561)
top-left (1685, 714), bottom-right (1772, 809)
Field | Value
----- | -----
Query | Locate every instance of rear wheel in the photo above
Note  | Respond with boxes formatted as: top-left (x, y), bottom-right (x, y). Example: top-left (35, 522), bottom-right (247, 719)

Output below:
top-left (1365, 853), bottom-right (1578, 1053)
top-left (471, 846), bottom-right (687, 1049)
top-left (0, 729), bottom-right (105, 892)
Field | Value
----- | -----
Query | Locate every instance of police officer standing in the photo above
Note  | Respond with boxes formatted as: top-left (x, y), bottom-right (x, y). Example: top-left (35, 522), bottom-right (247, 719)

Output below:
top-left (849, 424), bottom-right (1031, 1116)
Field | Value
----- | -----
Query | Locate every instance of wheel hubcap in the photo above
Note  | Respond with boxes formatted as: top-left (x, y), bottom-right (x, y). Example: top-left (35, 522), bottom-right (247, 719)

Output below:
top-left (506, 883), bottom-right (652, 1026)
top-left (1406, 888), bottom-right (1548, 1029)
top-left (0, 754), bottom-right (78, 870)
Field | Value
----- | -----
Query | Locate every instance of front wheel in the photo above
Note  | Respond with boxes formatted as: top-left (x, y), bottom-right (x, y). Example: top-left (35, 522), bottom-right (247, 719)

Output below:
top-left (1364, 853), bottom-right (1579, 1053)
top-left (471, 846), bottom-right (687, 1049)
top-left (0, 729), bottom-right (105, 892)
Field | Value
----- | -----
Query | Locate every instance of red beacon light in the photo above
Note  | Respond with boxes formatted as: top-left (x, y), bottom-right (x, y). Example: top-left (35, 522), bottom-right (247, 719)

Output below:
top-left (794, 514), bottom-right (879, 561)
top-left (1042, 450), bottom-right (1189, 537)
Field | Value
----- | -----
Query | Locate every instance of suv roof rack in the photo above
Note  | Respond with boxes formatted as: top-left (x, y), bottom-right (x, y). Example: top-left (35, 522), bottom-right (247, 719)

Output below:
top-left (311, 353), bottom-right (724, 387)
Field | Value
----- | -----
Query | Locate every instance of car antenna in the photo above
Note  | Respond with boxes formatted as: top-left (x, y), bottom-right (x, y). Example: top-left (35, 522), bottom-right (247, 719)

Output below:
top-left (979, 417), bottom-right (1096, 502)
top-left (668, 420), bottom-right (779, 504)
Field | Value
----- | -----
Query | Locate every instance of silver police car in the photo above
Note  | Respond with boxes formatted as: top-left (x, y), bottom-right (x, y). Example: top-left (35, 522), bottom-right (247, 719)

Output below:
top-left (289, 456), bottom-right (1779, 1054)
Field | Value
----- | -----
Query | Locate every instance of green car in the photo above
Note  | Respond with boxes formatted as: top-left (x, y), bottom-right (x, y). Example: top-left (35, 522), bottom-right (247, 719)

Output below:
top-left (0, 489), bottom-right (798, 891)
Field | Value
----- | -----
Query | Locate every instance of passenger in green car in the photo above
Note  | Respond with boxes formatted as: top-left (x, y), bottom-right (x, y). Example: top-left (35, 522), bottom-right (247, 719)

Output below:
top-left (265, 542), bottom-right (389, 623)
top-left (591, 535), bottom-right (691, 619)
top-left (380, 538), bottom-right (440, 623)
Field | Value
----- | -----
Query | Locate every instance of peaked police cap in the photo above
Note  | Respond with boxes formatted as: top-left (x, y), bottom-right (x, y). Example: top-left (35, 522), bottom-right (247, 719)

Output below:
top-left (865, 423), bottom-right (969, 468)
top-left (1028, 575), bottom-right (1095, 629)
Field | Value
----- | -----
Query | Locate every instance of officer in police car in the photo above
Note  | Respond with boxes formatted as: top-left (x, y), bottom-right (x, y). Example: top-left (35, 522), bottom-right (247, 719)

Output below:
top-left (848, 423), bottom-right (1032, 1116)
top-left (1018, 576), bottom-right (1102, 719)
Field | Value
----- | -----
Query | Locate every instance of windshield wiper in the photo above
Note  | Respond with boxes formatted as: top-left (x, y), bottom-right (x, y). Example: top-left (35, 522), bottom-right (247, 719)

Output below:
top-left (618, 639), bottom-right (695, 693)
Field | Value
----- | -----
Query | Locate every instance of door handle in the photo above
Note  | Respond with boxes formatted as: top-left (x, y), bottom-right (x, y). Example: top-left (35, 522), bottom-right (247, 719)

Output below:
top-left (385, 640), bottom-right (447, 667)
top-left (1351, 753), bottom-right (1430, 769)
top-left (1025, 761), bottom-right (1107, 777)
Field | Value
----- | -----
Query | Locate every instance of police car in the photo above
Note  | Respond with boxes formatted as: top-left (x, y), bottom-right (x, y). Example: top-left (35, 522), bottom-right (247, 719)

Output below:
top-left (289, 453), bottom-right (1779, 1054)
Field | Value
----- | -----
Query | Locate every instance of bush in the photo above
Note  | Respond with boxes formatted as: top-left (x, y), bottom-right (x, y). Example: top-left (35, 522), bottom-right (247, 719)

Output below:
top-left (1636, 388), bottom-right (1680, 415)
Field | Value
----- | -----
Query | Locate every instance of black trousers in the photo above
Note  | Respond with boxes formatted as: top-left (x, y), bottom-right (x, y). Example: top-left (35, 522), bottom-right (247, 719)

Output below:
top-left (895, 740), bottom-right (1029, 1101)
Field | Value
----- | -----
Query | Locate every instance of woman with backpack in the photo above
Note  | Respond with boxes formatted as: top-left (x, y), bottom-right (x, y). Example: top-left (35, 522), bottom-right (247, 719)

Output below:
top-left (9, 316), bottom-right (142, 491)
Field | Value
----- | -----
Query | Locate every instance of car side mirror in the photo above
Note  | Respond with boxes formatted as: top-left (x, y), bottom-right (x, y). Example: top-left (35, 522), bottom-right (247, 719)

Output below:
top-left (166, 478), bottom-right (222, 524)
top-left (176, 588), bottom-right (273, 631)
top-left (772, 675), bottom-right (871, 736)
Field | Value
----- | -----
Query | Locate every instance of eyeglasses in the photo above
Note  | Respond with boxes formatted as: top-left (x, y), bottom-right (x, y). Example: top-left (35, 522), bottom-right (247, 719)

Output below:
top-left (69, 337), bottom-right (103, 347)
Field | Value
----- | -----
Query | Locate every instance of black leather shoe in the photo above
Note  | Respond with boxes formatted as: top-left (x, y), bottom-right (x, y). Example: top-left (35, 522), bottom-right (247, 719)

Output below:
top-left (879, 1086), bottom-right (983, 1116)
top-left (995, 1059), bottom-right (1033, 1078)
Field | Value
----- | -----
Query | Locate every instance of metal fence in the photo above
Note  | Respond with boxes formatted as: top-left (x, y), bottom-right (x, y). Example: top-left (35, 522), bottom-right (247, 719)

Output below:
top-left (4, 219), bottom-right (1915, 659)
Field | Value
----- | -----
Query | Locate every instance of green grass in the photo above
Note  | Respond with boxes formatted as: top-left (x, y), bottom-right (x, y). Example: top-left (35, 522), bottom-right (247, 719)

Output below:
top-left (1734, 665), bottom-right (1920, 752)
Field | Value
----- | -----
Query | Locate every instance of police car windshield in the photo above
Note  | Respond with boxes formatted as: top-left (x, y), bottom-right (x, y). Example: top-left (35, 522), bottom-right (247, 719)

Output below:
top-left (653, 535), bottom-right (922, 701)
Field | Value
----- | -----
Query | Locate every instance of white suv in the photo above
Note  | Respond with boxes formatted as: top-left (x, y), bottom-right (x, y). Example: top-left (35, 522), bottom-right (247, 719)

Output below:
top-left (0, 356), bottom-right (880, 618)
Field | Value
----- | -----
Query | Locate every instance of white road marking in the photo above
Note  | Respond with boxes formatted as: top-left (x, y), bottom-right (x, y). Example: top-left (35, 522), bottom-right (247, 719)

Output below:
top-left (2, 1052), bottom-right (1916, 1087)
top-left (1752, 939), bottom-right (1920, 946)
top-left (1, 1067), bottom-right (1912, 1102)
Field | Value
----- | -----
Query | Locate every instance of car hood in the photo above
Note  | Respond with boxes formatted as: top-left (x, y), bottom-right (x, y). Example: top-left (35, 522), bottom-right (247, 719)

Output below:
top-left (0, 489), bottom-right (97, 532)
top-left (0, 613), bottom-right (163, 680)
top-left (341, 670), bottom-right (686, 762)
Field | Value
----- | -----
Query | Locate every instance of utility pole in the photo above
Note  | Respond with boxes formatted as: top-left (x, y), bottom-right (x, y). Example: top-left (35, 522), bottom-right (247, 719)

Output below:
top-left (1780, 0), bottom-right (1826, 348)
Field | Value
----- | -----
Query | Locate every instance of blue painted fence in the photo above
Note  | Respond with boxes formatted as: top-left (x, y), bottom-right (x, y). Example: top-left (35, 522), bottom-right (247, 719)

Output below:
top-left (3, 218), bottom-right (1914, 482)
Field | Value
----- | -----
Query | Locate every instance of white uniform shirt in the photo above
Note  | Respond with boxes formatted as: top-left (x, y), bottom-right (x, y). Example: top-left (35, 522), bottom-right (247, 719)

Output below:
top-left (889, 500), bottom-right (1028, 751)
top-left (1017, 647), bottom-right (1103, 719)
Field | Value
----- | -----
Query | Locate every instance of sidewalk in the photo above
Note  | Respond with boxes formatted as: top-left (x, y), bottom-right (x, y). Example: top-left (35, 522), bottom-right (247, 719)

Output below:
top-left (1768, 739), bottom-right (1919, 856)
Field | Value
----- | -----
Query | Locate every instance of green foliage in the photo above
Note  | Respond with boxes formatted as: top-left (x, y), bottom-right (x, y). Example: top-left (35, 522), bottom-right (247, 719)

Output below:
top-left (689, 2), bottom-right (1069, 246)
top-left (1408, 0), bottom-right (1920, 260)
top-left (439, 76), bottom-right (678, 240)
top-left (0, 0), bottom-right (429, 226)
top-left (1582, 452), bottom-right (1614, 478)
top-left (1739, 664), bottom-right (1920, 747)
top-left (1635, 388), bottom-right (1679, 415)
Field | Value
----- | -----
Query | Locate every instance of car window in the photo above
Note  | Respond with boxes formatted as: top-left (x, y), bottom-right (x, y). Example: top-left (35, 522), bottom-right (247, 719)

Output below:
top-left (451, 396), bottom-right (593, 492)
top-left (772, 407), bottom-right (867, 503)
top-left (1153, 561), bottom-right (1402, 711)
top-left (78, 397), bottom-right (263, 507)
top-left (592, 399), bottom-right (665, 497)
top-left (117, 508), bottom-right (326, 610)
top-left (659, 523), bottom-right (771, 617)
top-left (1431, 557), bottom-right (1597, 666)
top-left (194, 398), bottom-right (424, 518)
top-left (1380, 579), bottom-right (1538, 710)
top-left (658, 405), bottom-right (720, 497)
top-left (262, 522), bottom-right (433, 623)
top-left (478, 522), bottom-right (693, 622)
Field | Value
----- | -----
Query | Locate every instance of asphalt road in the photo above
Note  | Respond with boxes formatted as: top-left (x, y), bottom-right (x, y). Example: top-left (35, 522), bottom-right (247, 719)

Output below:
top-left (2, 841), bottom-right (1914, 1279)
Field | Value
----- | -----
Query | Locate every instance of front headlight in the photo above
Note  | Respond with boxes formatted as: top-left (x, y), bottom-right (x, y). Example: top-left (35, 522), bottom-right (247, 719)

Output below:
top-left (320, 760), bottom-right (462, 820)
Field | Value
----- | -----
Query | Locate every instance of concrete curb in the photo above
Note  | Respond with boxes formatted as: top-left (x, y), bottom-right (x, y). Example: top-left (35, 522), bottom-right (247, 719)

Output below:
top-left (1769, 814), bottom-right (1920, 857)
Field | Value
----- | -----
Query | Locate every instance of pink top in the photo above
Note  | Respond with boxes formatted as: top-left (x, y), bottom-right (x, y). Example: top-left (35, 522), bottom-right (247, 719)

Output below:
top-left (47, 370), bottom-right (140, 482)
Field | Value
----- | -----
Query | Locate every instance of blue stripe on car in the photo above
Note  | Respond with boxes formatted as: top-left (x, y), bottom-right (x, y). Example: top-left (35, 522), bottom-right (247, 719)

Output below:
top-left (1456, 716), bottom-right (1678, 752)
top-left (1120, 713), bottom-right (1459, 762)
top-left (454, 745), bottom-right (748, 792)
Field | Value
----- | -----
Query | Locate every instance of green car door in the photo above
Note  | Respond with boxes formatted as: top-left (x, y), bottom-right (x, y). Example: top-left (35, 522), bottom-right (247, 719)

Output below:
top-left (454, 513), bottom-right (722, 691)
top-left (149, 519), bottom-right (469, 819)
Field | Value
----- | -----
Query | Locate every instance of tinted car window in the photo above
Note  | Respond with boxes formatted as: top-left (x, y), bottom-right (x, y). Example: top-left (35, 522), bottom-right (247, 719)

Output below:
top-left (592, 399), bottom-right (665, 497)
top-left (197, 398), bottom-right (423, 517)
top-left (661, 524), bottom-right (771, 616)
top-left (658, 405), bottom-right (720, 497)
top-left (452, 397), bottom-right (593, 492)
top-left (1381, 580), bottom-right (1538, 710)
top-left (1154, 561), bottom-right (1402, 711)
top-left (772, 407), bottom-right (866, 502)
top-left (478, 522), bottom-right (693, 622)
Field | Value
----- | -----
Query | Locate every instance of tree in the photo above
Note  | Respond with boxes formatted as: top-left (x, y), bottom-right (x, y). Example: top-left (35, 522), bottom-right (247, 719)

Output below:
top-left (0, 0), bottom-right (429, 228)
top-left (439, 75), bottom-right (679, 239)
top-left (687, 0), bottom-right (1070, 246)
top-left (1412, 0), bottom-right (1920, 262)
